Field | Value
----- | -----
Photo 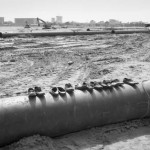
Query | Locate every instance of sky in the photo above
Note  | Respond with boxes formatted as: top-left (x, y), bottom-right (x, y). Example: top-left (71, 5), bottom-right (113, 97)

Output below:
top-left (1, 0), bottom-right (150, 23)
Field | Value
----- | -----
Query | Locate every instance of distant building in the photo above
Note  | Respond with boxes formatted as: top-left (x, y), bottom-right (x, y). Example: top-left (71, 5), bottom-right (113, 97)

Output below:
top-left (98, 21), bottom-right (105, 26)
top-left (0, 17), bottom-right (4, 25)
top-left (56, 16), bottom-right (62, 24)
top-left (109, 19), bottom-right (121, 26)
top-left (90, 20), bottom-right (96, 26)
top-left (51, 18), bottom-right (55, 23)
top-left (3, 21), bottom-right (14, 26)
top-left (15, 18), bottom-right (37, 26)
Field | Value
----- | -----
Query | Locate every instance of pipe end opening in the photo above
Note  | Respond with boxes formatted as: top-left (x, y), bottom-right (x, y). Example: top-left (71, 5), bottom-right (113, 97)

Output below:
top-left (0, 32), bottom-right (2, 38)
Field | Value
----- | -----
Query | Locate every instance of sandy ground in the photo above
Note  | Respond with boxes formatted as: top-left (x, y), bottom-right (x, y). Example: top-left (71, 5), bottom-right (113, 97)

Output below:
top-left (1, 29), bottom-right (150, 149)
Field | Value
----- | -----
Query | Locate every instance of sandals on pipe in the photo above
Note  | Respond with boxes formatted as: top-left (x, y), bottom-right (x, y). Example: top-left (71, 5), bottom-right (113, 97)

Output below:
top-left (99, 82), bottom-right (108, 89)
top-left (111, 79), bottom-right (124, 87)
top-left (123, 78), bottom-right (139, 86)
top-left (34, 86), bottom-right (45, 97)
top-left (94, 81), bottom-right (103, 90)
top-left (28, 88), bottom-right (36, 97)
top-left (103, 80), bottom-right (112, 89)
top-left (65, 83), bottom-right (74, 93)
top-left (75, 82), bottom-right (88, 91)
top-left (49, 87), bottom-right (59, 96)
top-left (58, 87), bottom-right (66, 96)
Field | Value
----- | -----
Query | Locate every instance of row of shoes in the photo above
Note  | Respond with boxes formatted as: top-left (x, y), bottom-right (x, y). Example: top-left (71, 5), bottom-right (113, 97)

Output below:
top-left (75, 79), bottom-right (123, 92)
top-left (74, 78), bottom-right (138, 92)
top-left (28, 83), bottom-right (75, 97)
top-left (28, 78), bottom-right (138, 97)
top-left (28, 87), bottom-right (45, 97)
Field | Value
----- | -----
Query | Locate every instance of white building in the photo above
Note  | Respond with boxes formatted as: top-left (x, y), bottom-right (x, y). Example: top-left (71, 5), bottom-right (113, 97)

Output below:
top-left (15, 18), bottom-right (37, 26)
top-left (109, 19), bottom-right (121, 26)
top-left (0, 17), bottom-right (4, 25)
top-left (51, 18), bottom-right (55, 23)
top-left (56, 16), bottom-right (62, 24)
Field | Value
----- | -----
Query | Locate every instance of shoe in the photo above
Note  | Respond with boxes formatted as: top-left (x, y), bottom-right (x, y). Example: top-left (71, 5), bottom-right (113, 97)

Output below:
top-left (35, 86), bottom-right (45, 97)
top-left (99, 82), bottom-right (108, 89)
top-left (123, 78), bottom-right (138, 86)
top-left (90, 81), bottom-right (96, 87)
top-left (58, 87), bottom-right (66, 95)
top-left (103, 80), bottom-right (112, 89)
top-left (49, 87), bottom-right (59, 96)
top-left (103, 80), bottom-right (111, 84)
top-left (28, 88), bottom-right (36, 97)
top-left (86, 83), bottom-right (94, 92)
top-left (65, 83), bottom-right (74, 93)
top-left (94, 82), bottom-right (103, 90)
top-left (111, 79), bottom-right (120, 83)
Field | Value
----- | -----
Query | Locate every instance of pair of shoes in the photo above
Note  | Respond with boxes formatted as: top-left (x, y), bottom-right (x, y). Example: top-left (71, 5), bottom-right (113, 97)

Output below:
top-left (49, 86), bottom-right (66, 96)
top-left (58, 87), bottom-right (66, 96)
top-left (87, 84), bottom-right (94, 92)
top-left (75, 82), bottom-right (88, 91)
top-left (94, 82), bottom-right (103, 90)
top-left (65, 83), bottom-right (74, 93)
top-left (28, 87), bottom-right (45, 97)
top-left (35, 86), bottom-right (45, 96)
top-left (123, 78), bottom-right (138, 86)
top-left (111, 79), bottom-right (124, 87)
top-left (99, 82), bottom-right (108, 89)
top-left (103, 80), bottom-right (112, 89)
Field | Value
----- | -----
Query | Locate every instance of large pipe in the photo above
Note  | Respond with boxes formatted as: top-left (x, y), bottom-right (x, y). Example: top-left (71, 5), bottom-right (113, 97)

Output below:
top-left (112, 29), bottom-right (150, 34)
top-left (0, 29), bottom-right (150, 38)
top-left (0, 80), bottom-right (150, 147)
top-left (0, 31), bottom-right (111, 38)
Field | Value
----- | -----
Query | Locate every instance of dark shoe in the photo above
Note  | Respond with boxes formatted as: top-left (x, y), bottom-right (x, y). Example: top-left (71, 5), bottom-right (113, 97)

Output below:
top-left (123, 78), bottom-right (138, 86)
top-left (35, 86), bottom-right (45, 96)
top-left (28, 88), bottom-right (36, 97)
top-left (58, 87), bottom-right (66, 95)
top-left (49, 87), bottom-right (59, 96)
top-left (65, 83), bottom-right (74, 93)
top-left (90, 81), bottom-right (95, 87)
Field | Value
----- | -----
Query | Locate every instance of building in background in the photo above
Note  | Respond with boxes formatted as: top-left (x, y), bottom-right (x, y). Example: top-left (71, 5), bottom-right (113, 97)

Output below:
top-left (56, 16), bottom-right (62, 24)
top-left (109, 19), bottom-right (121, 26)
top-left (0, 17), bottom-right (4, 25)
top-left (51, 18), bottom-right (55, 23)
top-left (90, 20), bottom-right (96, 24)
top-left (14, 18), bottom-right (37, 26)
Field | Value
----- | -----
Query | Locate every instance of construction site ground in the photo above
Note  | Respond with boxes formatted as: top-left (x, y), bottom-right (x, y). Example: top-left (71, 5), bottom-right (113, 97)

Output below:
top-left (1, 27), bottom-right (150, 150)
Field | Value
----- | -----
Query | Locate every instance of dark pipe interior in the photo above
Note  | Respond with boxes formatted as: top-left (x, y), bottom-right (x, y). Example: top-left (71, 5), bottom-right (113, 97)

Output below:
top-left (0, 32), bottom-right (2, 38)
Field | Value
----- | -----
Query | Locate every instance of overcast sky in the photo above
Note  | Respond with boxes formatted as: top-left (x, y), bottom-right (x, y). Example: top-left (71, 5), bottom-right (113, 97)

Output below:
top-left (1, 0), bottom-right (150, 23)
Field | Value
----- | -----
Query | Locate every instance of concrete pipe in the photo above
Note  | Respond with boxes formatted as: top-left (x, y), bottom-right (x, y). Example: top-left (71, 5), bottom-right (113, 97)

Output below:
top-left (0, 80), bottom-right (150, 147)
top-left (112, 29), bottom-right (150, 34)
top-left (0, 31), bottom-right (111, 38)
